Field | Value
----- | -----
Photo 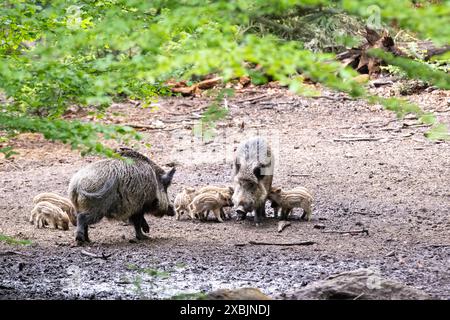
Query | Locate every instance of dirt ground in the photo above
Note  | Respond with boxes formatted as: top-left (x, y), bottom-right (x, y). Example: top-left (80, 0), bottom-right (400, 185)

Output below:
top-left (0, 83), bottom-right (449, 299)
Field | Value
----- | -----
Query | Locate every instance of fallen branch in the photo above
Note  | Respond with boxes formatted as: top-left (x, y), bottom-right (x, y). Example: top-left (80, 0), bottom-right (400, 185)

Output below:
top-left (237, 94), bottom-right (269, 103)
top-left (81, 250), bottom-right (112, 260)
top-left (0, 251), bottom-right (32, 257)
top-left (123, 123), bottom-right (185, 131)
top-left (310, 95), bottom-right (355, 102)
top-left (248, 240), bottom-right (315, 246)
top-left (123, 123), bottom-right (163, 129)
top-left (322, 228), bottom-right (369, 236)
top-left (197, 77), bottom-right (222, 90)
top-left (353, 211), bottom-right (382, 217)
top-left (333, 137), bottom-right (382, 142)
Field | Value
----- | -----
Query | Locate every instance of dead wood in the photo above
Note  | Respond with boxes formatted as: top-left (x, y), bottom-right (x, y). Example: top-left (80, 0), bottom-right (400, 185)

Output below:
top-left (248, 240), bottom-right (315, 246)
top-left (81, 250), bottom-right (112, 260)
top-left (333, 137), bottom-right (382, 142)
top-left (0, 251), bottom-right (32, 257)
top-left (322, 228), bottom-right (369, 236)
top-left (237, 94), bottom-right (270, 103)
top-left (277, 220), bottom-right (291, 233)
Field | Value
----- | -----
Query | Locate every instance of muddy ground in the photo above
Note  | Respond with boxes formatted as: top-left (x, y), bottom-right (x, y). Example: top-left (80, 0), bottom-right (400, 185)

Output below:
top-left (0, 83), bottom-right (449, 299)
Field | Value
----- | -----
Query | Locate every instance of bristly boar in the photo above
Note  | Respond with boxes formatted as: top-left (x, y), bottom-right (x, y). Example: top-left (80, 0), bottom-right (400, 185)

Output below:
top-left (269, 186), bottom-right (313, 221)
top-left (232, 137), bottom-right (274, 224)
top-left (68, 148), bottom-right (175, 243)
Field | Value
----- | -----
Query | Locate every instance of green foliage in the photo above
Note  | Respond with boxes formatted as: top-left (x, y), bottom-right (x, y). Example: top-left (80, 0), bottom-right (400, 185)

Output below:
top-left (1, 0), bottom-right (449, 156)
top-left (194, 89), bottom-right (232, 141)
top-left (0, 234), bottom-right (32, 246)
top-left (342, 0), bottom-right (450, 45)
top-left (369, 49), bottom-right (450, 89)
top-left (0, 113), bottom-right (141, 156)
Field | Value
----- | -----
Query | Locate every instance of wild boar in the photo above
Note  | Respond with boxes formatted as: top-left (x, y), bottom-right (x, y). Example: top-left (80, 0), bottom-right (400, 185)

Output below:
top-left (174, 187), bottom-right (197, 220)
top-left (189, 192), bottom-right (232, 222)
top-left (30, 201), bottom-right (70, 230)
top-left (197, 186), bottom-right (234, 219)
top-left (268, 186), bottom-right (313, 221)
top-left (68, 148), bottom-right (175, 243)
top-left (33, 192), bottom-right (77, 226)
top-left (232, 137), bottom-right (274, 224)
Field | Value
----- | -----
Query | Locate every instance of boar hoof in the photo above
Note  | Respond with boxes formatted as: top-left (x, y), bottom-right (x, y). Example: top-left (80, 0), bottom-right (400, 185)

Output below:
top-left (75, 232), bottom-right (89, 243)
top-left (142, 222), bottom-right (150, 233)
top-left (136, 234), bottom-right (149, 241)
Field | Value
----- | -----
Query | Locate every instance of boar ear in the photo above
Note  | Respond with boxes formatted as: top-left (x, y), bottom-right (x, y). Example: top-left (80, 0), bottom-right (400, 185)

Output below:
top-left (162, 167), bottom-right (176, 187)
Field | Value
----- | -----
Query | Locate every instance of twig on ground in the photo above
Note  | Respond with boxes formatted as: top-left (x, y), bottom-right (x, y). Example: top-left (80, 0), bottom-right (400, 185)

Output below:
top-left (237, 94), bottom-right (269, 103)
top-left (353, 211), bottom-right (382, 217)
top-left (277, 221), bottom-right (291, 233)
top-left (247, 240), bottom-right (315, 246)
top-left (0, 251), bottom-right (32, 257)
top-left (81, 250), bottom-right (112, 260)
top-left (333, 136), bottom-right (382, 142)
top-left (322, 228), bottom-right (369, 236)
top-left (310, 95), bottom-right (355, 101)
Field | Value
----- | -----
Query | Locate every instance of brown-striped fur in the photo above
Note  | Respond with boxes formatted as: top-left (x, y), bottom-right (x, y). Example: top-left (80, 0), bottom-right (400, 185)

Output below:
top-left (269, 186), bottom-right (313, 221)
top-left (174, 187), bottom-right (197, 220)
top-left (33, 192), bottom-right (77, 226)
top-left (30, 201), bottom-right (70, 230)
top-left (189, 192), bottom-right (232, 222)
top-left (197, 186), bottom-right (234, 219)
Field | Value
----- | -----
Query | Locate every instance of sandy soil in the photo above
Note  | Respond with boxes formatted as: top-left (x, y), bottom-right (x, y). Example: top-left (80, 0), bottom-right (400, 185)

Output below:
top-left (0, 83), bottom-right (449, 299)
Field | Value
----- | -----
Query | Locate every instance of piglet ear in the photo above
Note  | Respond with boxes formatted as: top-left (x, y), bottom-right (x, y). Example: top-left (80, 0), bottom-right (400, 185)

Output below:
top-left (162, 167), bottom-right (176, 187)
top-left (271, 186), bottom-right (281, 193)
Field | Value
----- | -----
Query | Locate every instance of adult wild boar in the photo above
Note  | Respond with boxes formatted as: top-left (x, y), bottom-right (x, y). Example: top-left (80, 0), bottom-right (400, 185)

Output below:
top-left (68, 148), bottom-right (176, 243)
top-left (232, 137), bottom-right (274, 224)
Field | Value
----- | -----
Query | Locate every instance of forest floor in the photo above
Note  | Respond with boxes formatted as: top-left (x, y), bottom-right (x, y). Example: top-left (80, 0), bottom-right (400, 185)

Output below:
top-left (0, 80), bottom-right (449, 299)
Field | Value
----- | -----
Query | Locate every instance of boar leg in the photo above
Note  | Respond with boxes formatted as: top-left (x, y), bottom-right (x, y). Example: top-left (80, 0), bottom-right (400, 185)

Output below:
top-left (141, 216), bottom-right (150, 233)
top-left (200, 210), bottom-right (209, 222)
top-left (76, 212), bottom-right (102, 243)
top-left (129, 212), bottom-right (149, 240)
top-left (213, 208), bottom-right (224, 223)
top-left (301, 206), bottom-right (312, 221)
top-left (254, 206), bottom-right (265, 224)
top-left (220, 208), bottom-right (231, 220)
top-left (280, 208), bottom-right (288, 221)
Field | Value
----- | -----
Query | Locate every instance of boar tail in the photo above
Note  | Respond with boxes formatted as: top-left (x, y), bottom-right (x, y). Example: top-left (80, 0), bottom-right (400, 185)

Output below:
top-left (78, 176), bottom-right (117, 199)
